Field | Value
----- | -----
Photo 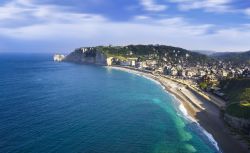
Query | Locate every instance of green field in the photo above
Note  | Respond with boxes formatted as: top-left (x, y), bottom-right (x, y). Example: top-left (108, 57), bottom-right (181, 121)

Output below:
top-left (220, 79), bottom-right (250, 119)
top-left (226, 103), bottom-right (250, 119)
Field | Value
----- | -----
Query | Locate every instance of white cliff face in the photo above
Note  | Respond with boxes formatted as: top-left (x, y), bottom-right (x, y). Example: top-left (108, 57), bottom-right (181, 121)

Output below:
top-left (64, 49), bottom-right (108, 65)
top-left (95, 51), bottom-right (107, 65)
top-left (54, 54), bottom-right (65, 62)
top-left (106, 57), bottom-right (114, 66)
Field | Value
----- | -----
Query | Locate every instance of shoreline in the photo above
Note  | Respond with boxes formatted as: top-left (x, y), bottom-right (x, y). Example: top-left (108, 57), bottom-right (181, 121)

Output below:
top-left (109, 66), bottom-right (249, 153)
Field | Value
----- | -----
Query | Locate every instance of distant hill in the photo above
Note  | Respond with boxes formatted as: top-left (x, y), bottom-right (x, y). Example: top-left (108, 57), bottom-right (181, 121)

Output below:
top-left (211, 51), bottom-right (250, 65)
top-left (105, 45), bottom-right (214, 65)
top-left (192, 50), bottom-right (216, 56)
top-left (65, 46), bottom-right (250, 66)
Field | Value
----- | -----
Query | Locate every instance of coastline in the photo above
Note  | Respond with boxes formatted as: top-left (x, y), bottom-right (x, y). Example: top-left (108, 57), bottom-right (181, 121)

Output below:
top-left (109, 66), bottom-right (249, 153)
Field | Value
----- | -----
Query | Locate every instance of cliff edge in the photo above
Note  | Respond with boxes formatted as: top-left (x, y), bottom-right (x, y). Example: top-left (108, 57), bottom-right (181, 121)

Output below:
top-left (64, 47), bottom-right (107, 65)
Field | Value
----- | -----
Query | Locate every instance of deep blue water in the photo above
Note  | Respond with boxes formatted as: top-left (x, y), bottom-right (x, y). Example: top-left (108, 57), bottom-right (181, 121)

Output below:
top-left (0, 54), bottom-right (219, 153)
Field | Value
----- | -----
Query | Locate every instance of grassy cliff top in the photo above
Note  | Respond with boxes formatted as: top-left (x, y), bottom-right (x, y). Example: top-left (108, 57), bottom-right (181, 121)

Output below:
top-left (95, 45), bottom-right (214, 65)
top-left (220, 79), bottom-right (250, 119)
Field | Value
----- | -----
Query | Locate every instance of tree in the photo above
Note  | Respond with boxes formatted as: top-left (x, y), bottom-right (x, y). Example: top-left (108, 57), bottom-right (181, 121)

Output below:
top-left (240, 88), bottom-right (250, 103)
top-left (199, 82), bottom-right (207, 90)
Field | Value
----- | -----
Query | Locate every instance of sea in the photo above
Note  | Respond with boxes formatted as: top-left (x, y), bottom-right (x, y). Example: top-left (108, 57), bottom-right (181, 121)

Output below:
top-left (0, 53), bottom-right (220, 153)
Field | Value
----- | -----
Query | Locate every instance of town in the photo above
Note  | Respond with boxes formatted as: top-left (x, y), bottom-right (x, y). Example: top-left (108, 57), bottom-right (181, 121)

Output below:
top-left (69, 46), bottom-right (250, 104)
top-left (58, 45), bottom-right (250, 151)
top-left (108, 53), bottom-right (250, 100)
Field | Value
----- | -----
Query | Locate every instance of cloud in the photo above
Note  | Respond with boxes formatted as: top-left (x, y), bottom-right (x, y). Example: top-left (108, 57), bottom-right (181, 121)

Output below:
top-left (245, 8), bottom-right (250, 16)
top-left (139, 0), bottom-right (167, 12)
top-left (134, 15), bottom-right (151, 20)
top-left (0, 0), bottom-right (106, 25)
top-left (0, 0), bottom-right (250, 52)
top-left (169, 0), bottom-right (233, 13)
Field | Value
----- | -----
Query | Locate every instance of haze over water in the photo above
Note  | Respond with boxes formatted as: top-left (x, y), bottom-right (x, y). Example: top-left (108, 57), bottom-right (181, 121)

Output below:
top-left (0, 54), bottom-right (219, 153)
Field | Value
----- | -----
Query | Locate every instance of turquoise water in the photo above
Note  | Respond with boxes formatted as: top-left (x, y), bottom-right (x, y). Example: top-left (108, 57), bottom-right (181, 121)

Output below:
top-left (0, 54), bottom-right (219, 153)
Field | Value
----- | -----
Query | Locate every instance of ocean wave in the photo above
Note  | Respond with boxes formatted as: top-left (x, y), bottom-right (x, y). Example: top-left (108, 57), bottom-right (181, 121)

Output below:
top-left (110, 66), bottom-right (221, 152)
top-left (164, 88), bottom-right (221, 152)
top-left (177, 102), bottom-right (221, 153)
top-left (200, 126), bottom-right (221, 152)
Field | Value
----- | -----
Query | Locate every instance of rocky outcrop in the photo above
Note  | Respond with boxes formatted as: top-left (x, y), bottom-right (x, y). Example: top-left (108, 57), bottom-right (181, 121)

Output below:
top-left (54, 54), bottom-right (65, 62)
top-left (64, 48), bottom-right (107, 65)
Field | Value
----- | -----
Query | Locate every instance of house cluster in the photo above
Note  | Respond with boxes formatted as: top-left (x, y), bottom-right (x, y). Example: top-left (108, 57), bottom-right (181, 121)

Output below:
top-left (107, 57), bottom-right (138, 67)
top-left (108, 56), bottom-right (250, 80)
top-left (163, 65), bottom-right (250, 80)
top-left (107, 56), bottom-right (249, 100)
top-left (133, 59), bottom-right (249, 101)
top-left (76, 47), bottom-right (95, 53)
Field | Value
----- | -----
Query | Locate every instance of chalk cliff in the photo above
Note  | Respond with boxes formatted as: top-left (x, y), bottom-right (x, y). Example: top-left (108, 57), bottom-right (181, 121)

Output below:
top-left (64, 47), bottom-right (107, 65)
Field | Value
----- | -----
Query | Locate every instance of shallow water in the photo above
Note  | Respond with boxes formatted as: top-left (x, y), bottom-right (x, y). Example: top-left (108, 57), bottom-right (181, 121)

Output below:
top-left (0, 54), bottom-right (219, 153)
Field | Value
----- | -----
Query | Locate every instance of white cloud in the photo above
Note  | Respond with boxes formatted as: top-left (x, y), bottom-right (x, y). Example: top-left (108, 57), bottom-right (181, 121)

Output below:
top-left (139, 0), bottom-right (167, 12)
top-left (0, 0), bottom-right (250, 52)
top-left (169, 0), bottom-right (233, 13)
top-left (134, 15), bottom-right (151, 20)
top-left (0, 0), bottom-right (106, 24)
top-left (245, 8), bottom-right (250, 16)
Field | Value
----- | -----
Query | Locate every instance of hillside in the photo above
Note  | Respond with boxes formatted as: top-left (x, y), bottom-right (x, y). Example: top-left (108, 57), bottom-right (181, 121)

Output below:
top-left (64, 48), bottom-right (107, 65)
top-left (212, 51), bottom-right (250, 65)
top-left (192, 50), bottom-right (216, 56)
top-left (65, 45), bottom-right (215, 66)
top-left (220, 79), bottom-right (250, 119)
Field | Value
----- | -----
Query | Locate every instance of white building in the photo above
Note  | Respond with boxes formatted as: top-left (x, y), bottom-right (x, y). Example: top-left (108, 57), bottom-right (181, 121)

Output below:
top-left (120, 61), bottom-right (130, 66)
top-left (137, 62), bottom-right (147, 69)
top-left (127, 58), bottom-right (138, 67)
top-left (79, 47), bottom-right (88, 53)
top-left (198, 70), bottom-right (206, 77)
top-left (171, 67), bottom-right (178, 76)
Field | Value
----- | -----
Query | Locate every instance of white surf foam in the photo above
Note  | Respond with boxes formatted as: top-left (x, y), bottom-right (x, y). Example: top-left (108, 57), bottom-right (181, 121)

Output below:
top-left (200, 126), bottom-right (221, 152)
top-left (109, 66), bottom-right (221, 152)
top-left (177, 101), bottom-right (221, 152)
top-left (167, 91), bottom-right (221, 152)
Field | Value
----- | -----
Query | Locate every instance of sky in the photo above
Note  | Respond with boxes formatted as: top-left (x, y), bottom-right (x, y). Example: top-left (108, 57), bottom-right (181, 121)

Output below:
top-left (0, 0), bottom-right (250, 53)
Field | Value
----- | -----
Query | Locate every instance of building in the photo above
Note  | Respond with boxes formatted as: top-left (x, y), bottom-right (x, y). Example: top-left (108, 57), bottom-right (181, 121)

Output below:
top-left (218, 69), bottom-right (228, 78)
top-left (120, 61), bottom-right (130, 66)
top-left (131, 60), bottom-right (136, 67)
top-left (198, 70), bottom-right (206, 77)
top-left (185, 69), bottom-right (195, 78)
top-left (163, 66), bottom-right (171, 75)
top-left (154, 67), bottom-right (163, 74)
top-left (127, 58), bottom-right (138, 67)
top-left (228, 70), bottom-right (236, 78)
top-left (137, 61), bottom-right (147, 69)
top-left (242, 68), bottom-right (250, 78)
top-left (146, 60), bottom-right (158, 67)
top-left (170, 67), bottom-right (178, 76)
